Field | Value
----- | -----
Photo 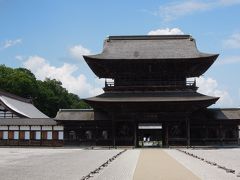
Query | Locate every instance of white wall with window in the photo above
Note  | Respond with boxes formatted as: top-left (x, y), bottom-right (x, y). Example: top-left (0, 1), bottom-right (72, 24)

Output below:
top-left (25, 131), bottom-right (30, 140)
top-left (14, 131), bottom-right (19, 140)
top-left (47, 131), bottom-right (52, 140)
top-left (58, 131), bottom-right (64, 140)
top-left (35, 131), bottom-right (41, 140)
top-left (3, 131), bottom-right (8, 139)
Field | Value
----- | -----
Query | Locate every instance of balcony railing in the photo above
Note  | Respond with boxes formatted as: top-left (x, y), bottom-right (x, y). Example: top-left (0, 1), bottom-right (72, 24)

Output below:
top-left (104, 79), bottom-right (197, 91)
top-left (105, 79), bottom-right (196, 87)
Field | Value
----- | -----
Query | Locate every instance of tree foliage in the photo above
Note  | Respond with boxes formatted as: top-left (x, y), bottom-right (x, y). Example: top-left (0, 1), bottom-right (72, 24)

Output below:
top-left (0, 65), bottom-right (91, 117)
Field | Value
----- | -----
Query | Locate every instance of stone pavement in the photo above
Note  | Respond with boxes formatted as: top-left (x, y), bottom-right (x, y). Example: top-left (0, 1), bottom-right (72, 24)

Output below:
top-left (133, 149), bottom-right (200, 180)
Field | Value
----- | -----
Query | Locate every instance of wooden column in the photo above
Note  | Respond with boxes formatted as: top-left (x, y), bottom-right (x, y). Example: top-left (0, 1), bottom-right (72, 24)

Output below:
top-left (111, 114), bottom-right (116, 148)
top-left (165, 122), bottom-right (169, 148)
top-left (186, 118), bottom-right (190, 148)
top-left (134, 118), bottom-right (138, 148)
top-left (220, 122), bottom-right (224, 146)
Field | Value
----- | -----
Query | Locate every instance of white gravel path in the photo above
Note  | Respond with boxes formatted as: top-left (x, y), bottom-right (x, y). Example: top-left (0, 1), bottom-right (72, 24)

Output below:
top-left (0, 147), bottom-right (81, 166)
top-left (92, 149), bottom-right (140, 180)
top-left (0, 148), bottom-right (121, 180)
top-left (165, 149), bottom-right (240, 180)
top-left (184, 148), bottom-right (240, 175)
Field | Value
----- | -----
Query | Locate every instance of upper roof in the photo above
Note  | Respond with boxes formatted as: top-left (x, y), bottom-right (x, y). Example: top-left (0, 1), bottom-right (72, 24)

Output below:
top-left (0, 118), bottom-right (57, 126)
top-left (55, 109), bottom-right (94, 121)
top-left (0, 90), bottom-right (49, 118)
top-left (84, 35), bottom-right (218, 60)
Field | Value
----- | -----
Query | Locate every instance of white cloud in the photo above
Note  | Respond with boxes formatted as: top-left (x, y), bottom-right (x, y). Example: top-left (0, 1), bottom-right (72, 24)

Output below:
top-left (69, 45), bottom-right (91, 60)
top-left (148, 28), bottom-right (184, 35)
top-left (158, 1), bottom-right (209, 22)
top-left (2, 38), bottom-right (22, 49)
top-left (196, 76), bottom-right (233, 107)
top-left (223, 33), bottom-right (240, 49)
top-left (218, 55), bottom-right (240, 65)
top-left (156, 0), bottom-right (240, 22)
top-left (219, 0), bottom-right (240, 5)
top-left (15, 55), bottom-right (24, 61)
top-left (23, 55), bottom-right (103, 98)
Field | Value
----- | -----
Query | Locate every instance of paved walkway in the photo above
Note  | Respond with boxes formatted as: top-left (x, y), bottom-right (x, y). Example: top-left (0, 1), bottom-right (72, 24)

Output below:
top-left (133, 149), bottom-right (200, 180)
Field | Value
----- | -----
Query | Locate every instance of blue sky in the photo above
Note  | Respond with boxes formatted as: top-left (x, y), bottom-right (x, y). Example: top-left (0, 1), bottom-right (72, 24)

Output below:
top-left (0, 0), bottom-right (240, 107)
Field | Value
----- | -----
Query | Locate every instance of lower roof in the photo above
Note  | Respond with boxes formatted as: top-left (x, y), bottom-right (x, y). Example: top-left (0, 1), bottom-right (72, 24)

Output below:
top-left (85, 91), bottom-right (219, 103)
top-left (55, 109), bottom-right (94, 121)
top-left (209, 108), bottom-right (240, 120)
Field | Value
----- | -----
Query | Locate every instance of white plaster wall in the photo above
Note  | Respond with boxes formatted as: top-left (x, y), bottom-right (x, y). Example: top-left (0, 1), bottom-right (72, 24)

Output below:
top-left (20, 126), bottom-right (30, 130)
top-left (42, 126), bottom-right (52, 130)
top-left (9, 126), bottom-right (19, 130)
top-left (53, 126), bottom-right (64, 130)
top-left (0, 126), bottom-right (8, 130)
top-left (31, 126), bottom-right (41, 130)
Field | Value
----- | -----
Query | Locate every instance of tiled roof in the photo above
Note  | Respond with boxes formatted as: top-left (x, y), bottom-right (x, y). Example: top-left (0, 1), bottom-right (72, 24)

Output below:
top-left (55, 109), bottom-right (94, 121)
top-left (210, 108), bottom-right (240, 120)
top-left (0, 90), bottom-right (48, 118)
top-left (85, 91), bottom-right (219, 103)
top-left (84, 35), bottom-right (218, 60)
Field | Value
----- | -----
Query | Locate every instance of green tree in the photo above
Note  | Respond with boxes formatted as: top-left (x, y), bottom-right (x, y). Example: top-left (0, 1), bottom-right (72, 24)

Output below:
top-left (0, 65), bottom-right (91, 117)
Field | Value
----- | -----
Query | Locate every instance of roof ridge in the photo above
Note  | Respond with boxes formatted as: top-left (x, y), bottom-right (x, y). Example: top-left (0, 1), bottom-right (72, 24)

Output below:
top-left (59, 109), bottom-right (93, 112)
top-left (0, 90), bottom-right (32, 103)
top-left (108, 35), bottom-right (191, 40)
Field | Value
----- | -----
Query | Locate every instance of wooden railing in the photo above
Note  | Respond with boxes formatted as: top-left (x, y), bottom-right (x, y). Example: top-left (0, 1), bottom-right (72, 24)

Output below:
top-left (105, 80), bottom-right (196, 88)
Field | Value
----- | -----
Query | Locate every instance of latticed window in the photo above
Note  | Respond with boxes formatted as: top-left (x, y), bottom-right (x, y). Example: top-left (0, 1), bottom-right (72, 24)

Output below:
top-left (0, 105), bottom-right (19, 118)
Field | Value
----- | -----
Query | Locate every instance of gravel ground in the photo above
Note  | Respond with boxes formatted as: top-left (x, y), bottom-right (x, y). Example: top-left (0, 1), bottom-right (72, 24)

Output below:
top-left (92, 149), bottom-right (140, 180)
top-left (165, 148), bottom-right (240, 180)
top-left (1, 147), bottom-right (240, 180)
top-left (0, 148), bottom-right (121, 180)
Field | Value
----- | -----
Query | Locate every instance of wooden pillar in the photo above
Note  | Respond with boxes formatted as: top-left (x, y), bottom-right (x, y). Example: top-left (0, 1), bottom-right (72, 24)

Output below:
top-left (220, 122), bottom-right (224, 146)
top-left (186, 118), bottom-right (190, 148)
top-left (95, 122), bottom-right (97, 146)
top-left (165, 122), bottom-right (169, 148)
top-left (111, 114), bottom-right (116, 148)
top-left (134, 118), bottom-right (138, 148)
top-left (237, 123), bottom-right (239, 144)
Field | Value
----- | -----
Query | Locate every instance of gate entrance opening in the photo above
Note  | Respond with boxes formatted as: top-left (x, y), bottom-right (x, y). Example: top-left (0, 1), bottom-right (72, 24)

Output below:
top-left (138, 123), bottom-right (163, 147)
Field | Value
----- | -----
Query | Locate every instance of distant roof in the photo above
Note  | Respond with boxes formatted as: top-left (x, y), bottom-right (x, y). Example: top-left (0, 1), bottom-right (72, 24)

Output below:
top-left (55, 109), bottom-right (94, 121)
top-left (84, 35), bottom-right (218, 60)
top-left (0, 91), bottom-right (49, 118)
top-left (0, 118), bottom-right (57, 126)
top-left (210, 108), bottom-right (240, 120)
